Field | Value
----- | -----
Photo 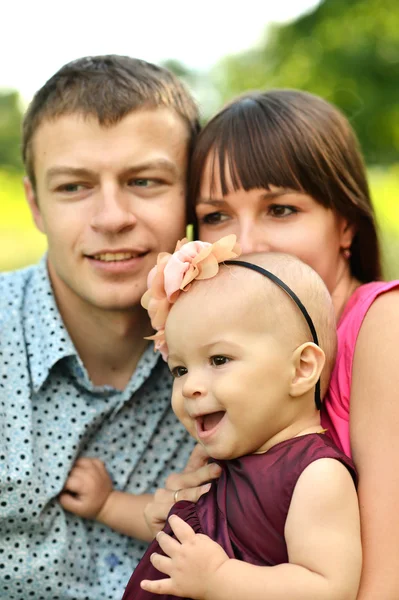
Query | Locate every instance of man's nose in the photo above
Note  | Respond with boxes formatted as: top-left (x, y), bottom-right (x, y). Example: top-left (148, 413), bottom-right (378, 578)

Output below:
top-left (90, 185), bottom-right (137, 233)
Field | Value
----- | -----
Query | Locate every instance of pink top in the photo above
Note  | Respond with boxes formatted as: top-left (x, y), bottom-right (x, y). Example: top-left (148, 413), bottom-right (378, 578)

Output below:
top-left (321, 280), bottom-right (399, 457)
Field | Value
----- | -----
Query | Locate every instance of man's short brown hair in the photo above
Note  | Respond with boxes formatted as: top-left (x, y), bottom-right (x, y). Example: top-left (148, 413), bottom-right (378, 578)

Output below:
top-left (22, 55), bottom-right (200, 188)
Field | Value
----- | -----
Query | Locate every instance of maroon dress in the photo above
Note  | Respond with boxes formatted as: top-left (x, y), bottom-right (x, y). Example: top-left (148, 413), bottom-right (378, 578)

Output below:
top-left (122, 434), bottom-right (356, 599)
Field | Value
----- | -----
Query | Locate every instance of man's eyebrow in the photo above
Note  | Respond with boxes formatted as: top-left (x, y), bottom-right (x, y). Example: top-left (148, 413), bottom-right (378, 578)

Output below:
top-left (45, 159), bottom-right (179, 184)
top-left (127, 159), bottom-right (179, 177)
top-left (46, 167), bottom-right (94, 183)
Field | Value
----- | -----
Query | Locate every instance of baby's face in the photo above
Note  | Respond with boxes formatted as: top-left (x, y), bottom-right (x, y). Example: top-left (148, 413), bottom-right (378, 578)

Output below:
top-left (165, 283), bottom-right (297, 460)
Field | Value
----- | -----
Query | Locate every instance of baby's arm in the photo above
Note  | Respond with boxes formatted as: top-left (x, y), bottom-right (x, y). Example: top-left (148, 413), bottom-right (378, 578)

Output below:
top-left (142, 458), bottom-right (361, 600)
top-left (59, 457), bottom-right (153, 542)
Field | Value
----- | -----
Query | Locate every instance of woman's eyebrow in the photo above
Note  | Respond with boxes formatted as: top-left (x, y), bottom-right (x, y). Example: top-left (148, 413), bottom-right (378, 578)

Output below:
top-left (196, 189), bottom-right (298, 206)
top-left (196, 198), bottom-right (225, 206)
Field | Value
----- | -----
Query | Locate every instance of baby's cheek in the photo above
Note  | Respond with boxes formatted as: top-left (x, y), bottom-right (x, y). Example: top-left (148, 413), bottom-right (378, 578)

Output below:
top-left (171, 395), bottom-right (192, 430)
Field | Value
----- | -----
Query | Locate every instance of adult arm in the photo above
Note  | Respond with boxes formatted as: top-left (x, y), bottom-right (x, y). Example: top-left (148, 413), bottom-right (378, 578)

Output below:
top-left (350, 289), bottom-right (399, 598)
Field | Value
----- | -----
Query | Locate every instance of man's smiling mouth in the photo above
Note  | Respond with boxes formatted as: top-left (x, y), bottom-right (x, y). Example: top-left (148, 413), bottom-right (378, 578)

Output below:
top-left (88, 250), bottom-right (149, 262)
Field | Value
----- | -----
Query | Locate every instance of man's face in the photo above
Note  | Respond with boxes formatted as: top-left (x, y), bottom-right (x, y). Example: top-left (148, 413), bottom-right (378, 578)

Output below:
top-left (25, 108), bottom-right (189, 313)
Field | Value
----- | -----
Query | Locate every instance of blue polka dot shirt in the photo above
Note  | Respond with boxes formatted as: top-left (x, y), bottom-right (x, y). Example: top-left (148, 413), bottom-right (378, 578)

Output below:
top-left (0, 258), bottom-right (195, 599)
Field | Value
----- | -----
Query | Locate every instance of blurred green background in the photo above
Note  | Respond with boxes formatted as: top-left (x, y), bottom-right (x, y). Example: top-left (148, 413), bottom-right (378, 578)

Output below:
top-left (1, 0), bottom-right (398, 276)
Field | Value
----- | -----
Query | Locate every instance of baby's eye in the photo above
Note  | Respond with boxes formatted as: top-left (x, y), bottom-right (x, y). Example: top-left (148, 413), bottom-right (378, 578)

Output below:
top-left (268, 204), bottom-right (297, 217)
top-left (171, 366), bottom-right (188, 378)
top-left (210, 355), bottom-right (230, 367)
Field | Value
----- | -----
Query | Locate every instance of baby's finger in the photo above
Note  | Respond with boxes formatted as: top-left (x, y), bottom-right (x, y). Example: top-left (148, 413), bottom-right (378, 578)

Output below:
top-left (140, 578), bottom-right (175, 595)
top-left (168, 514), bottom-right (196, 543)
top-left (73, 457), bottom-right (97, 470)
top-left (149, 552), bottom-right (172, 576)
top-left (156, 530), bottom-right (181, 557)
top-left (90, 458), bottom-right (108, 473)
top-left (62, 472), bottom-right (85, 494)
top-left (59, 491), bottom-right (84, 513)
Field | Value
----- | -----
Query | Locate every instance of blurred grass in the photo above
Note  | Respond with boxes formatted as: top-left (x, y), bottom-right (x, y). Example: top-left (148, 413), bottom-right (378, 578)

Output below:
top-left (1, 170), bottom-right (47, 271)
top-left (0, 167), bottom-right (398, 277)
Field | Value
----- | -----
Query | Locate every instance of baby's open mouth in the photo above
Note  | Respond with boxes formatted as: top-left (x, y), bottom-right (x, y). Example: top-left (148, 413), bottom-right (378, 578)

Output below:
top-left (198, 411), bottom-right (225, 433)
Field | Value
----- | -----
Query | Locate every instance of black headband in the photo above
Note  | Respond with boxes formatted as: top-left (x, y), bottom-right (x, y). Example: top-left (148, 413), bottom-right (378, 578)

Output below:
top-left (225, 260), bottom-right (322, 410)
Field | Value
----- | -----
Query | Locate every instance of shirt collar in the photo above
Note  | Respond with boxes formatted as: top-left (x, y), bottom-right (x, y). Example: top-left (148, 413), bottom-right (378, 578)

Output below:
top-left (25, 256), bottom-right (163, 395)
top-left (24, 256), bottom-right (78, 392)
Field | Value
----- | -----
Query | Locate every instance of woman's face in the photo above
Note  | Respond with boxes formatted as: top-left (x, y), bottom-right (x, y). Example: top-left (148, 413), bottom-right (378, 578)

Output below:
top-left (196, 158), bottom-right (354, 294)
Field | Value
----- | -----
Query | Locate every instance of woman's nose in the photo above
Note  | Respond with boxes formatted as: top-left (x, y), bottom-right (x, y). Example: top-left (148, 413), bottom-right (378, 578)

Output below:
top-left (238, 225), bottom-right (270, 255)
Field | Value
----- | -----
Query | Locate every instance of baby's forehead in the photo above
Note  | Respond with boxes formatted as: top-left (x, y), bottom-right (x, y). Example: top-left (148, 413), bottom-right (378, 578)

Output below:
top-left (172, 267), bottom-right (297, 325)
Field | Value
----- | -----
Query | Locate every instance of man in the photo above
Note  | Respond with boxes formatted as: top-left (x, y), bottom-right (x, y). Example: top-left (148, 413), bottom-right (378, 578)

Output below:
top-left (0, 55), bottom-right (215, 600)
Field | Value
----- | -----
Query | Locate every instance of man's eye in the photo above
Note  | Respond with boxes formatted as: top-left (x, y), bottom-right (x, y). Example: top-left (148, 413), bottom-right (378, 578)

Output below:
top-left (199, 212), bottom-right (229, 225)
top-left (58, 183), bottom-right (85, 193)
top-left (268, 204), bottom-right (297, 217)
top-left (210, 355), bottom-right (230, 367)
top-left (130, 178), bottom-right (159, 188)
top-left (171, 366), bottom-right (188, 378)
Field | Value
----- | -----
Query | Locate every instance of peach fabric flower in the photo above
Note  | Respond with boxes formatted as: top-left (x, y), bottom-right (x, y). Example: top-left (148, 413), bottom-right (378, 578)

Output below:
top-left (141, 235), bottom-right (241, 360)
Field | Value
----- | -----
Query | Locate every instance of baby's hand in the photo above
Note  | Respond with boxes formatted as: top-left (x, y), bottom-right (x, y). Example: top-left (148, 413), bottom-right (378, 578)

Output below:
top-left (141, 514), bottom-right (229, 599)
top-left (59, 457), bottom-right (113, 519)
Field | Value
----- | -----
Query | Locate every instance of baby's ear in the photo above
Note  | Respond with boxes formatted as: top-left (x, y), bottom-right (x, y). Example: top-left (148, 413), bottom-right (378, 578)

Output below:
top-left (289, 343), bottom-right (325, 398)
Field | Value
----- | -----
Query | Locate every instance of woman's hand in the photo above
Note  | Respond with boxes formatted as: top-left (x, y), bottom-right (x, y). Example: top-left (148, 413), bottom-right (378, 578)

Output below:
top-left (144, 444), bottom-right (222, 537)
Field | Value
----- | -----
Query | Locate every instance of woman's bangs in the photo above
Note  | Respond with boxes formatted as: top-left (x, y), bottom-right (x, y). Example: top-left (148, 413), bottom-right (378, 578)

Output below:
top-left (208, 108), bottom-right (306, 198)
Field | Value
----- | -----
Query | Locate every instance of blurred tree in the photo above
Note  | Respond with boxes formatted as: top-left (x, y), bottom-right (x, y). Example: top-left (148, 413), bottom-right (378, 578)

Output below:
top-left (212, 0), bottom-right (399, 165)
top-left (0, 90), bottom-right (23, 171)
top-left (161, 59), bottom-right (223, 124)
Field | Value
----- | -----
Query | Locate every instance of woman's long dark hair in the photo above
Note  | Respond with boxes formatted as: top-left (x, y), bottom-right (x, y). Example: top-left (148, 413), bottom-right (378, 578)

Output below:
top-left (188, 90), bottom-right (382, 283)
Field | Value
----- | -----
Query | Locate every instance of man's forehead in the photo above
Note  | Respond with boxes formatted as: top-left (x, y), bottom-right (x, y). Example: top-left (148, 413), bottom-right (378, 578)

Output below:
top-left (32, 109), bottom-right (190, 179)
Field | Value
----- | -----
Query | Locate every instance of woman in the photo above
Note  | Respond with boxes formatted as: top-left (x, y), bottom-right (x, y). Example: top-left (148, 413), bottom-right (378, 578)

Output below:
top-left (184, 89), bottom-right (399, 598)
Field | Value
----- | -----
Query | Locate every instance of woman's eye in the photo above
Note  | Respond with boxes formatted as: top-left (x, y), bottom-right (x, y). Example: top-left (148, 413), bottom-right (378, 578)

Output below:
top-left (210, 355), bottom-right (230, 367)
top-left (199, 212), bottom-right (229, 225)
top-left (171, 366), bottom-right (188, 378)
top-left (268, 204), bottom-right (297, 217)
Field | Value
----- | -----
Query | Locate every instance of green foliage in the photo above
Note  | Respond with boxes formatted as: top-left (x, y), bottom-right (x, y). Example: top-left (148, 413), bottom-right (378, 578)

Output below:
top-left (212, 0), bottom-right (399, 165)
top-left (0, 169), bottom-right (46, 271)
top-left (0, 91), bottom-right (24, 170)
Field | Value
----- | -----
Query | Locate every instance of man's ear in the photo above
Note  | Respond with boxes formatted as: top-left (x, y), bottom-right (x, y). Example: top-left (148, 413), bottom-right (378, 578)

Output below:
top-left (24, 177), bottom-right (45, 233)
top-left (289, 342), bottom-right (325, 398)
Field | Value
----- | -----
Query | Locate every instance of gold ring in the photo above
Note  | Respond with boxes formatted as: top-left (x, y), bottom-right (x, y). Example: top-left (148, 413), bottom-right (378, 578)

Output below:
top-left (173, 489), bottom-right (181, 503)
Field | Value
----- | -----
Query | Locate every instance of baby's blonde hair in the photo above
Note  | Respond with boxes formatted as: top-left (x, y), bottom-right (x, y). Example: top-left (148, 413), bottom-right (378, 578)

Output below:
top-left (220, 253), bottom-right (337, 398)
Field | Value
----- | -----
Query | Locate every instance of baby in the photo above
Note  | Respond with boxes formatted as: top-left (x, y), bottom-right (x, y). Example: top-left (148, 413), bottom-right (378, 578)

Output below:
top-left (61, 236), bottom-right (362, 600)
